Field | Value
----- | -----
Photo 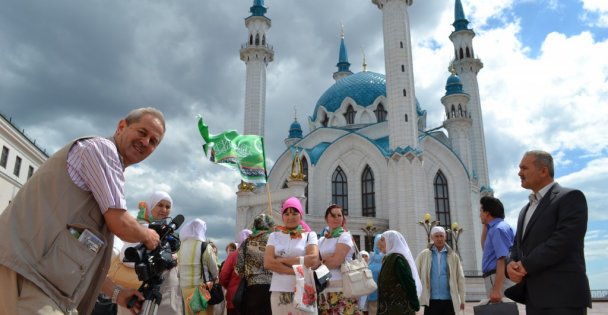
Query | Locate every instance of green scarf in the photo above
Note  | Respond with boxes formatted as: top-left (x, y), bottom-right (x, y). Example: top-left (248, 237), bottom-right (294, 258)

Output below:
top-left (276, 225), bottom-right (304, 239)
top-left (324, 226), bottom-right (344, 238)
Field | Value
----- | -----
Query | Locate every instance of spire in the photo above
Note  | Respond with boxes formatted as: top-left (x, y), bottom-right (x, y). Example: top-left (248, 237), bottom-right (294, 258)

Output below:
top-left (452, 0), bottom-right (470, 31)
top-left (333, 24), bottom-right (353, 81)
top-left (362, 48), bottom-right (368, 72)
top-left (250, 0), bottom-right (267, 17)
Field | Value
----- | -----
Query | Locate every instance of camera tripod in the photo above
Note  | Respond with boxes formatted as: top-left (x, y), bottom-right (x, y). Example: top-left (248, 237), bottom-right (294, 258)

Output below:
top-left (127, 275), bottom-right (163, 315)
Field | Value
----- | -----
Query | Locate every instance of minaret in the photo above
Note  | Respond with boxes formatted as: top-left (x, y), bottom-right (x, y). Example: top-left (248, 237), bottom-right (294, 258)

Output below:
top-left (441, 69), bottom-right (472, 171)
top-left (333, 26), bottom-right (353, 81)
top-left (285, 109), bottom-right (303, 147)
top-left (240, 0), bottom-right (274, 137)
top-left (449, 0), bottom-right (490, 189)
top-left (372, 0), bottom-right (418, 150)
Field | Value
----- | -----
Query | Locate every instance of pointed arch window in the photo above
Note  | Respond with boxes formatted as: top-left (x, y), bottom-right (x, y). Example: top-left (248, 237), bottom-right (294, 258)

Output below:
top-left (459, 47), bottom-right (464, 60)
top-left (332, 166), bottom-right (348, 215)
top-left (321, 113), bottom-right (329, 127)
top-left (361, 165), bottom-right (375, 217)
top-left (303, 156), bottom-right (309, 213)
top-left (255, 34), bottom-right (260, 45)
top-left (374, 103), bottom-right (387, 122)
top-left (262, 35), bottom-right (266, 45)
top-left (249, 34), bottom-right (253, 45)
top-left (466, 47), bottom-right (471, 58)
top-left (434, 171), bottom-right (453, 243)
top-left (344, 105), bottom-right (356, 124)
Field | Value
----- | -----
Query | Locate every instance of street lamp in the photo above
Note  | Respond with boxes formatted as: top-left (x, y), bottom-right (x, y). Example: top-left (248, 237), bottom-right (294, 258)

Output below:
top-left (447, 222), bottom-right (464, 257)
top-left (418, 213), bottom-right (440, 244)
top-left (361, 221), bottom-right (378, 251)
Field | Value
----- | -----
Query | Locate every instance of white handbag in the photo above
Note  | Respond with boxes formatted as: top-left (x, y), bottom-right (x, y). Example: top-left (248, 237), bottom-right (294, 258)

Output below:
top-left (340, 241), bottom-right (377, 298)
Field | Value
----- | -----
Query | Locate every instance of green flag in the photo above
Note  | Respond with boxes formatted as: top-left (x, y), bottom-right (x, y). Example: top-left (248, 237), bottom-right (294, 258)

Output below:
top-left (197, 116), bottom-right (267, 184)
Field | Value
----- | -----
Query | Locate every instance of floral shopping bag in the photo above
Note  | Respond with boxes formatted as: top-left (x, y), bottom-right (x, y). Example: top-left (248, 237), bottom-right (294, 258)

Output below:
top-left (292, 264), bottom-right (318, 314)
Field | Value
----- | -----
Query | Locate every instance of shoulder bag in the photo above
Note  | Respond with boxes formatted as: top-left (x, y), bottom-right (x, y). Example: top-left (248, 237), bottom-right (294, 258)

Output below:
top-left (340, 238), bottom-right (377, 298)
top-left (200, 241), bottom-right (225, 305)
top-left (232, 239), bottom-right (247, 309)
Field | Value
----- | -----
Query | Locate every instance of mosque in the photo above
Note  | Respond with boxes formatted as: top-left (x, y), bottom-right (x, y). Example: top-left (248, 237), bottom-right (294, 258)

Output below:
top-left (235, 0), bottom-right (492, 273)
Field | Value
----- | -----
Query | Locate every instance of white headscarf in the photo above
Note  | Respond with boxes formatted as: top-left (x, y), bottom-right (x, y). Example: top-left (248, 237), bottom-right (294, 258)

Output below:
top-left (180, 218), bottom-right (207, 242)
top-left (382, 230), bottom-right (422, 298)
top-left (238, 229), bottom-right (252, 248)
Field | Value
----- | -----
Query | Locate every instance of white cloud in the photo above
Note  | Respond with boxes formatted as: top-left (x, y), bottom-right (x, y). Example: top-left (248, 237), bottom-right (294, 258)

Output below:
top-left (581, 0), bottom-right (608, 27)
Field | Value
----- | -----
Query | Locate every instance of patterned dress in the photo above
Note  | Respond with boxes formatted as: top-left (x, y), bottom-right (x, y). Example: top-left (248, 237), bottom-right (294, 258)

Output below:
top-left (377, 254), bottom-right (420, 315)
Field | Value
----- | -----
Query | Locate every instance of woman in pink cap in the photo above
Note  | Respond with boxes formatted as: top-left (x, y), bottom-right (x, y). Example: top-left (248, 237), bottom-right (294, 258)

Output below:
top-left (264, 197), bottom-right (319, 314)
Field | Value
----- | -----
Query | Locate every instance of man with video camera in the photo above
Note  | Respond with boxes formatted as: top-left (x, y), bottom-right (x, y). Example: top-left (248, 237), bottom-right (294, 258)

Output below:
top-left (0, 108), bottom-right (164, 315)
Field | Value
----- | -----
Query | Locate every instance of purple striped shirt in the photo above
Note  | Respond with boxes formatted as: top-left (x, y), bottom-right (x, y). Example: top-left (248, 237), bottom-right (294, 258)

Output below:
top-left (67, 137), bottom-right (127, 214)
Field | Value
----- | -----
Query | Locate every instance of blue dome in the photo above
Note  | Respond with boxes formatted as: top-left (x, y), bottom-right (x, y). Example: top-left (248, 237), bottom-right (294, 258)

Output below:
top-left (445, 73), bottom-right (465, 95)
top-left (288, 119), bottom-right (303, 139)
top-left (312, 71), bottom-right (386, 121)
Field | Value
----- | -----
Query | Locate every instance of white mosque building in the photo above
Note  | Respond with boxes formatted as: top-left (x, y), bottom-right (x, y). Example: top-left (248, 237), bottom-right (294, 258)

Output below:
top-left (235, 0), bottom-right (492, 273)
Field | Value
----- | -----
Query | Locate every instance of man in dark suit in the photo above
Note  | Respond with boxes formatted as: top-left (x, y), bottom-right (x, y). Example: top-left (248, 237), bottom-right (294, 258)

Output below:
top-left (506, 150), bottom-right (591, 314)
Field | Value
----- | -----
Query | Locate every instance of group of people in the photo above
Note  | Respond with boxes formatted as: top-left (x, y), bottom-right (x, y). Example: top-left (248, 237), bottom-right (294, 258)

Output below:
top-left (0, 106), bottom-right (591, 315)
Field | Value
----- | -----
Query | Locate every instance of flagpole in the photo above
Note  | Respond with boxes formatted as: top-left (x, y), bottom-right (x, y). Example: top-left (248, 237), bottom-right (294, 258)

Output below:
top-left (265, 182), bottom-right (273, 216)
top-left (260, 137), bottom-right (273, 216)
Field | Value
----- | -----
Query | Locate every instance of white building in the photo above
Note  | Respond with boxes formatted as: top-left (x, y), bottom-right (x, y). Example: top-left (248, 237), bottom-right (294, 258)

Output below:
top-left (235, 0), bottom-right (492, 272)
top-left (0, 112), bottom-right (48, 213)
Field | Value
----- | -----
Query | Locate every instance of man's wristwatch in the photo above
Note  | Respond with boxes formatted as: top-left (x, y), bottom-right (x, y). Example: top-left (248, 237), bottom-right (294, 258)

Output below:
top-left (111, 285), bottom-right (122, 304)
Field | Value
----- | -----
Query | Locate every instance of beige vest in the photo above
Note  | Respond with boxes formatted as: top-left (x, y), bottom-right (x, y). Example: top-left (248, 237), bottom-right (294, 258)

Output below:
top-left (0, 138), bottom-right (114, 314)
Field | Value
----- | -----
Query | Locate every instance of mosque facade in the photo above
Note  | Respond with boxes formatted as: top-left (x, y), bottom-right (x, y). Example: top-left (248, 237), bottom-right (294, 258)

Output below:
top-left (235, 0), bottom-right (492, 272)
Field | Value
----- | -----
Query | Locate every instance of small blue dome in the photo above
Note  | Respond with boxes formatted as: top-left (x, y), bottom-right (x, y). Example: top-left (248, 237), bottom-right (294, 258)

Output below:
top-left (445, 73), bottom-right (464, 95)
top-left (313, 71), bottom-right (386, 121)
top-left (288, 119), bottom-right (303, 139)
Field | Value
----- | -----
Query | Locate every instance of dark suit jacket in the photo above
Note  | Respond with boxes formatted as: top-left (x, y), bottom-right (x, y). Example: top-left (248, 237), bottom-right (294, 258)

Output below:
top-left (509, 183), bottom-right (591, 308)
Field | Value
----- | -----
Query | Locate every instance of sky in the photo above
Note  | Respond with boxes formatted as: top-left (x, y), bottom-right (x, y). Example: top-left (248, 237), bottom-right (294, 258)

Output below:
top-left (1, 0), bottom-right (607, 289)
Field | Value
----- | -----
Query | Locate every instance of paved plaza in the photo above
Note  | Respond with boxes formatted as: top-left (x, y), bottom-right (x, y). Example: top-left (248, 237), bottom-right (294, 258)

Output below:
top-left (414, 301), bottom-right (608, 315)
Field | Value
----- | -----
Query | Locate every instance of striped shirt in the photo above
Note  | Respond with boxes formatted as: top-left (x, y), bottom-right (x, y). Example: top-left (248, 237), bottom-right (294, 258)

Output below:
top-left (67, 137), bottom-right (127, 214)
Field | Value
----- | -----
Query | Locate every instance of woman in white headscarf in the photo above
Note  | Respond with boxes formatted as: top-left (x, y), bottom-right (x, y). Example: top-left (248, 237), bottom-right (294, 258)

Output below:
top-left (114, 190), bottom-right (183, 315)
top-left (377, 230), bottom-right (421, 315)
top-left (178, 218), bottom-right (219, 315)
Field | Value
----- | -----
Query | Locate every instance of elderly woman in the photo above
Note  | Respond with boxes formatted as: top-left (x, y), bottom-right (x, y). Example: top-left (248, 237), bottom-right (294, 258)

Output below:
top-left (115, 191), bottom-right (183, 315)
top-left (317, 204), bottom-right (363, 315)
top-left (264, 197), bottom-right (319, 315)
top-left (178, 218), bottom-right (220, 315)
top-left (377, 230), bottom-right (421, 315)
top-left (220, 229), bottom-right (251, 315)
top-left (236, 214), bottom-right (275, 315)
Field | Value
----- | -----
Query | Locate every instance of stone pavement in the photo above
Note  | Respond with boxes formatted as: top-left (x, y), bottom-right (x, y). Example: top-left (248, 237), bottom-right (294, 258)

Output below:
top-left (415, 301), bottom-right (608, 314)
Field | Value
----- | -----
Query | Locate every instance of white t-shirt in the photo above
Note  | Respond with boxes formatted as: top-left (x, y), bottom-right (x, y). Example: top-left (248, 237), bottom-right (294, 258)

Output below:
top-left (318, 231), bottom-right (354, 282)
top-left (266, 231), bottom-right (318, 292)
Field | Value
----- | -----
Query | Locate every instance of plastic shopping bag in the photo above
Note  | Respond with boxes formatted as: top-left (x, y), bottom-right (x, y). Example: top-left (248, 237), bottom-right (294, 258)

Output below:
top-left (292, 264), bottom-right (318, 314)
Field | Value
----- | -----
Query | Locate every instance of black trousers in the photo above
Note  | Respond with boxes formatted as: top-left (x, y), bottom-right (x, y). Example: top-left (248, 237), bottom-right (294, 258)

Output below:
top-left (423, 299), bottom-right (455, 315)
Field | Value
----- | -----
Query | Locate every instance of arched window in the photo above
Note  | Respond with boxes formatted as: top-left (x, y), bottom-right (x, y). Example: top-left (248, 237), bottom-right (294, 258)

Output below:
top-left (466, 47), bottom-right (471, 58)
top-left (262, 35), bottom-right (266, 45)
top-left (332, 166), bottom-right (348, 215)
top-left (400, 41), bottom-right (403, 48)
top-left (361, 165), bottom-right (375, 217)
top-left (344, 105), bottom-right (356, 124)
top-left (434, 171), bottom-right (452, 243)
top-left (249, 34), bottom-right (253, 45)
top-left (459, 48), bottom-right (464, 60)
top-left (321, 113), bottom-right (329, 127)
top-left (374, 103), bottom-right (387, 122)
top-left (401, 64), bottom-right (405, 72)
top-left (255, 34), bottom-right (260, 45)
top-left (303, 156), bottom-right (309, 213)
top-left (450, 105), bottom-right (456, 118)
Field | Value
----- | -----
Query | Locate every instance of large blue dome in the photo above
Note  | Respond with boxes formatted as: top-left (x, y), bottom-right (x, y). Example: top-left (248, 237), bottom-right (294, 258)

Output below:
top-left (312, 71), bottom-right (386, 121)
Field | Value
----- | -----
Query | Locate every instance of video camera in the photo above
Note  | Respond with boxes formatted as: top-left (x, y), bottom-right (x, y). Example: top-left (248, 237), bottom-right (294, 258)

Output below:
top-left (124, 214), bottom-right (184, 283)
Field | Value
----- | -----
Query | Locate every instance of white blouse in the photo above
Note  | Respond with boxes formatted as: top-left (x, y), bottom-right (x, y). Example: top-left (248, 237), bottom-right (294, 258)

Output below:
top-left (266, 231), bottom-right (318, 292)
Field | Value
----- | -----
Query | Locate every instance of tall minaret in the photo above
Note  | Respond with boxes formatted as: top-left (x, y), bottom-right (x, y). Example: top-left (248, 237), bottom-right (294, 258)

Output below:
top-left (441, 69), bottom-right (472, 171)
top-left (240, 0), bottom-right (274, 137)
top-left (333, 26), bottom-right (353, 81)
top-left (449, 0), bottom-right (490, 189)
top-left (372, 0), bottom-right (418, 150)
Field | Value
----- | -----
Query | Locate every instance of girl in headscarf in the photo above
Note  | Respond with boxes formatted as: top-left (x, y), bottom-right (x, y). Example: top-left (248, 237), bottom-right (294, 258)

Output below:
top-left (317, 204), bottom-right (363, 315)
top-left (366, 234), bottom-right (384, 314)
top-left (178, 218), bottom-right (219, 315)
top-left (236, 213), bottom-right (275, 315)
top-left (377, 230), bottom-right (421, 315)
top-left (220, 229), bottom-right (251, 315)
top-left (264, 197), bottom-right (319, 315)
top-left (116, 191), bottom-right (183, 315)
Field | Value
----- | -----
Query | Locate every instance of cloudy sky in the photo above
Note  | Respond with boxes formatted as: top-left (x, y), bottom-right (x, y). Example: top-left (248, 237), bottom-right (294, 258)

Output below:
top-left (2, 0), bottom-right (607, 289)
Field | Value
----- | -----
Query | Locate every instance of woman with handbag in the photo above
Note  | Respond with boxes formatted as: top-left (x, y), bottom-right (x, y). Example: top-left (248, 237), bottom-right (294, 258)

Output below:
top-left (317, 204), bottom-right (364, 315)
top-left (178, 218), bottom-right (220, 315)
top-left (264, 197), bottom-right (320, 315)
top-left (235, 213), bottom-right (275, 315)
top-left (377, 230), bottom-right (422, 315)
top-left (220, 229), bottom-right (251, 315)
